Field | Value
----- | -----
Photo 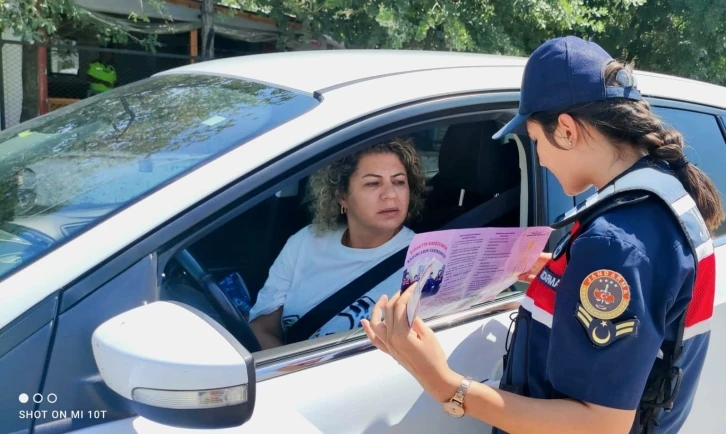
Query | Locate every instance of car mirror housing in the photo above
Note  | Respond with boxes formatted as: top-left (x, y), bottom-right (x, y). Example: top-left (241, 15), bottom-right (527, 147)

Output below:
top-left (91, 301), bottom-right (256, 429)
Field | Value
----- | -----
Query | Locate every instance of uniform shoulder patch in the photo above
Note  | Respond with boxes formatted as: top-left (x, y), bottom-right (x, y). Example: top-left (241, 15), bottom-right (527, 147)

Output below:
top-left (580, 269), bottom-right (630, 320)
top-left (575, 269), bottom-right (639, 347)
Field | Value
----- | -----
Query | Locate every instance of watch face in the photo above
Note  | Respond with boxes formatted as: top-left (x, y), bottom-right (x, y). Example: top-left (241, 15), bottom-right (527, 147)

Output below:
top-left (444, 401), bottom-right (465, 417)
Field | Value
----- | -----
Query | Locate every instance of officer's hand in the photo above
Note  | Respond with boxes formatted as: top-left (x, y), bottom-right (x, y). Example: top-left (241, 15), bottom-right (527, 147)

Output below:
top-left (361, 288), bottom-right (461, 403)
top-left (518, 252), bottom-right (552, 283)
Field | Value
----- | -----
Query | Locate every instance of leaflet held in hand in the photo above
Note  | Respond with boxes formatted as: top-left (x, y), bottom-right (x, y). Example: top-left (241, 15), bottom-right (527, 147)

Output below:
top-left (401, 226), bottom-right (554, 326)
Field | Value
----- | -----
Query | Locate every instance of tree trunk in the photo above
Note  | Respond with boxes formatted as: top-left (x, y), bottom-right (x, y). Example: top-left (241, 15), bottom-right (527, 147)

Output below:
top-left (20, 44), bottom-right (39, 123)
top-left (201, 0), bottom-right (215, 60)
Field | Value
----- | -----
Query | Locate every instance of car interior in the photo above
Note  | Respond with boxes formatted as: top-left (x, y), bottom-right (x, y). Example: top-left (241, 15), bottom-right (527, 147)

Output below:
top-left (159, 114), bottom-right (530, 354)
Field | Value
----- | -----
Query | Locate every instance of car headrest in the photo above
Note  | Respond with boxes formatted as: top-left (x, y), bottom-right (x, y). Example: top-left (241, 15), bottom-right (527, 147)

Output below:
top-left (437, 120), bottom-right (521, 197)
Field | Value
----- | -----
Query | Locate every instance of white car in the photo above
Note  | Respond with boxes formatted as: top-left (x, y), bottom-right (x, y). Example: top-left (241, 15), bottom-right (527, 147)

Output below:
top-left (0, 50), bottom-right (725, 434)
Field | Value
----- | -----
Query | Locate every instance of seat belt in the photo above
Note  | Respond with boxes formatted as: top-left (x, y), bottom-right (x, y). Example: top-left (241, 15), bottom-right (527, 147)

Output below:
top-left (441, 186), bottom-right (520, 230)
top-left (284, 185), bottom-right (522, 344)
top-left (284, 247), bottom-right (408, 344)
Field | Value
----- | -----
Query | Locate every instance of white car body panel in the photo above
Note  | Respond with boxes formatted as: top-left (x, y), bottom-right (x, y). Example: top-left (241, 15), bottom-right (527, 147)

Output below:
top-left (681, 298), bottom-right (726, 433)
top-left (684, 240), bottom-right (726, 433)
top-left (157, 50), bottom-right (528, 94)
top-left (72, 404), bottom-right (325, 434)
top-left (3, 54), bottom-right (726, 331)
top-left (158, 50), bottom-right (726, 111)
top-left (0, 65), bottom-right (524, 331)
top-left (715, 243), bottom-right (726, 306)
top-left (0, 50), bottom-right (723, 433)
top-left (73, 310), bottom-right (514, 434)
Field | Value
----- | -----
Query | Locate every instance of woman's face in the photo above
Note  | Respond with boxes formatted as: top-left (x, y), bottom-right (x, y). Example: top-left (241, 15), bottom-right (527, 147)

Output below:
top-left (527, 120), bottom-right (593, 196)
top-left (340, 152), bottom-right (410, 236)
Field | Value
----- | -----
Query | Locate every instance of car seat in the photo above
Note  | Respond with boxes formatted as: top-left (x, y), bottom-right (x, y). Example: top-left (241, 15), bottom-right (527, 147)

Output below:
top-left (413, 120), bottom-right (521, 232)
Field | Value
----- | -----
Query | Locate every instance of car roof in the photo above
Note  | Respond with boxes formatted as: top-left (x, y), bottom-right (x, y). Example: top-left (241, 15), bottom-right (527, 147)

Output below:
top-left (160, 49), bottom-right (726, 110)
top-left (158, 49), bottom-right (528, 94)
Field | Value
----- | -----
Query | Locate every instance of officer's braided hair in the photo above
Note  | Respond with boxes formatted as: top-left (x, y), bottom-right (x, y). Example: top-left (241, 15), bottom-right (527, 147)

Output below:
top-left (529, 60), bottom-right (725, 234)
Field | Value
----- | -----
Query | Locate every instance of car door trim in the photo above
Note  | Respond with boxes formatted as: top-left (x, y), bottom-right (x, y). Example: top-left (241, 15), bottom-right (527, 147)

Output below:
top-left (717, 116), bottom-right (726, 140)
top-left (254, 294), bottom-right (523, 382)
top-left (648, 98), bottom-right (726, 117)
top-left (0, 294), bottom-right (58, 359)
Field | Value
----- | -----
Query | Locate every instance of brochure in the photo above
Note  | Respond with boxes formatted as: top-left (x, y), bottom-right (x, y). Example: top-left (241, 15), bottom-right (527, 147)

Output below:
top-left (402, 226), bottom-right (554, 326)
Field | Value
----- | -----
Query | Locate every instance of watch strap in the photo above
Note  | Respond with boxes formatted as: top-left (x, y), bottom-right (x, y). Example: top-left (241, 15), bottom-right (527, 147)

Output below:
top-left (451, 376), bottom-right (473, 404)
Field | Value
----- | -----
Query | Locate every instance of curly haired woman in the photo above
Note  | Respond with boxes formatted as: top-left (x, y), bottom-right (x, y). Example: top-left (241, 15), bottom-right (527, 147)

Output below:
top-left (249, 138), bottom-right (426, 349)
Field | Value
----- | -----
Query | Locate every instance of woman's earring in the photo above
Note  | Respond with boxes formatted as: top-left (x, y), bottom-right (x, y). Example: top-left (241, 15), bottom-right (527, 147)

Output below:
top-left (567, 140), bottom-right (573, 149)
top-left (341, 205), bottom-right (346, 214)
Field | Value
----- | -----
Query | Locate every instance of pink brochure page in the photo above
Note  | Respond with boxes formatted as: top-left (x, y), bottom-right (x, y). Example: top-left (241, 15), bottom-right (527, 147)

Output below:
top-left (460, 226), bottom-right (554, 309)
top-left (463, 227), bottom-right (554, 300)
top-left (502, 227), bottom-right (555, 280)
top-left (404, 226), bottom-right (554, 326)
top-left (417, 228), bottom-right (488, 319)
top-left (400, 230), bottom-right (459, 325)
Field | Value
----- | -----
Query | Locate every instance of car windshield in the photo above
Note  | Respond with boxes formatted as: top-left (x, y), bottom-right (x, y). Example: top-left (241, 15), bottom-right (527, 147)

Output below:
top-left (0, 73), bottom-right (318, 281)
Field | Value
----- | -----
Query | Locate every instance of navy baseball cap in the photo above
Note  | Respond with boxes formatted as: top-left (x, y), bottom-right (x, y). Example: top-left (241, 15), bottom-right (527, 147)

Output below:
top-left (492, 35), bottom-right (642, 140)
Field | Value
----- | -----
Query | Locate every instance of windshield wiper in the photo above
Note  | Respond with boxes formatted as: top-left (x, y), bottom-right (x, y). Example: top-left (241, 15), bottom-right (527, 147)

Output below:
top-left (118, 95), bottom-right (136, 137)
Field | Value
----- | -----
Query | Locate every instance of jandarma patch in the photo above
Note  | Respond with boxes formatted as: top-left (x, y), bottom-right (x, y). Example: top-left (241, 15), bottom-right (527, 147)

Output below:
top-left (580, 269), bottom-right (630, 320)
top-left (576, 269), bottom-right (638, 347)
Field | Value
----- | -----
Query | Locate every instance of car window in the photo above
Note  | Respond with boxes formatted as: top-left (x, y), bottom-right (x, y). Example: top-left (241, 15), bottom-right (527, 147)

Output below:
top-left (0, 74), bottom-right (318, 280)
top-left (162, 115), bottom-right (528, 355)
top-left (652, 107), bottom-right (726, 236)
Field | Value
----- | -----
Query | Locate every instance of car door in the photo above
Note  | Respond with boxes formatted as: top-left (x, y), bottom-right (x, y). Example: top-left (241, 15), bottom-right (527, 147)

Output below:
top-left (56, 89), bottom-right (539, 434)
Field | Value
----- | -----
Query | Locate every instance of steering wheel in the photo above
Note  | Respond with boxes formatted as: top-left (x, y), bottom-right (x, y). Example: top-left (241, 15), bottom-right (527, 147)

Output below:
top-left (174, 249), bottom-right (262, 353)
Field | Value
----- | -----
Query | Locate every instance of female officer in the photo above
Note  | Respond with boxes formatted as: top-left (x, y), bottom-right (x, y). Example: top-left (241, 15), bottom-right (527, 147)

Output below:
top-left (361, 35), bottom-right (724, 434)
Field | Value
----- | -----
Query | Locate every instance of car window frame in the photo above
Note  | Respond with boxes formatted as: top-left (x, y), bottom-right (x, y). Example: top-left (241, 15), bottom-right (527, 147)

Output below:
top-left (718, 115), bottom-right (726, 141)
top-left (59, 94), bottom-right (524, 316)
top-left (720, 114), bottom-right (726, 249)
top-left (714, 113), bottom-right (726, 247)
top-left (153, 101), bottom-right (542, 378)
top-left (647, 98), bottom-right (726, 239)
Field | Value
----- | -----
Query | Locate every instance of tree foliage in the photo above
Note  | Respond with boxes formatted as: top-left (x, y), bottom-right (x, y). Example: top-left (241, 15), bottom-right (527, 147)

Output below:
top-left (0, 0), bottom-right (162, 49)
top-left (4, 1), bottom-right (723, 83)
top-left (1, 0), bottom-right (166, 122)
top-left (222, 0), bottom-right (726, 85)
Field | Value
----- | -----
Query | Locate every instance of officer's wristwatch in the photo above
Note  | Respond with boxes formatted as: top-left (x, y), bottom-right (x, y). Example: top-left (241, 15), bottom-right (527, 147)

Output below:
top-left (443, 376), bottom-right (473, 417)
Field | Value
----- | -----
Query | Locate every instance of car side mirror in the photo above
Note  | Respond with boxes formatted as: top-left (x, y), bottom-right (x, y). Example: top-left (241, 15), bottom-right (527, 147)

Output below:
top-left (91, 301), bottom-right (256, 429)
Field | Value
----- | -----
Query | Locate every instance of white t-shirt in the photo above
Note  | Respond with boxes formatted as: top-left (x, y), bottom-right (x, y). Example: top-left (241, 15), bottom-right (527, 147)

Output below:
top-left (249, 225), bottom-right (415, 339)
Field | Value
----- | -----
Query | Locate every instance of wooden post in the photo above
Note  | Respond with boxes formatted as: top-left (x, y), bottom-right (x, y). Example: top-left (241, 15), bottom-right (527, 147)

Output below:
top-left (190, 29), bottom-right (198, 63)
top-left (0, 41), bottom-right (5, 129)
top-left (201, 0), bottom-right (215, 60)
top-left (37, 44), bottom-right (48, 115)
top-left (36, 0), bottom-right (48, 115)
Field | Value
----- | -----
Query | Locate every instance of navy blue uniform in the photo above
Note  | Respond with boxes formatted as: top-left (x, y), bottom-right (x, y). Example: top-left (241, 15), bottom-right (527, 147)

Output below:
top-left (498, 159), bottom-right (715, 433)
